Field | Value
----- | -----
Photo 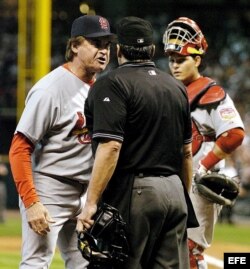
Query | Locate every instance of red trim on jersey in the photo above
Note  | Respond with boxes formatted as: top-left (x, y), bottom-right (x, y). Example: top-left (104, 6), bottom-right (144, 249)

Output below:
top-left (63, 63), bottom-right (71, 71)
top-left (62, 63), bottom-right (95, 85)
top-left (9, 133), bottom-right (39, 208)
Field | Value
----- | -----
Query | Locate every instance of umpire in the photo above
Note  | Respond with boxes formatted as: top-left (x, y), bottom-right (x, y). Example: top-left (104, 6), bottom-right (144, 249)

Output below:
top-left (77, 16), bottom-right (197, 269)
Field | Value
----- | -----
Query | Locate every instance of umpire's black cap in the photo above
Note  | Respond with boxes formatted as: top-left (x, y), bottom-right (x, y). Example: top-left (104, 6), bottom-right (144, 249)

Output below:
top-left (71, 15), bottom-right (115, 38)
top-left (116, 16), bottom-right (153, 47)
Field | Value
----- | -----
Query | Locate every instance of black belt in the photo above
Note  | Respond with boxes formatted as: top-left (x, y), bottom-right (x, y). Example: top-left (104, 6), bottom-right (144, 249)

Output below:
top-left (134, 173), bottom-right (166, 178)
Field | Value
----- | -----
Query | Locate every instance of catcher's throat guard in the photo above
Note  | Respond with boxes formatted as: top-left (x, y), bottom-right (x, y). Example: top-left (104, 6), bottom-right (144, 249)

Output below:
top-left (77, 203), bottom-right (129, 267)
top-left (194, 172), bottom-right (239, 206)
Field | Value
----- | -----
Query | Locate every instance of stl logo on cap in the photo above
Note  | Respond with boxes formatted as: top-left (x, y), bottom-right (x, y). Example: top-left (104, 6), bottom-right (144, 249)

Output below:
top-left (99, 17), bottom-right (109, 30)
top-left (137, 38), bottom-right (144, 44)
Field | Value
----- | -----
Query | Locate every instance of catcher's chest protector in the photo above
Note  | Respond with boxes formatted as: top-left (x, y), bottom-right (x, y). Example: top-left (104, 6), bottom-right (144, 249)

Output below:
top-left (187, 77), bottom-right (226, 155)
top-left (191, 120), bottom-right (215, 156)
top-left (187, 76), bottom-right (226, 111)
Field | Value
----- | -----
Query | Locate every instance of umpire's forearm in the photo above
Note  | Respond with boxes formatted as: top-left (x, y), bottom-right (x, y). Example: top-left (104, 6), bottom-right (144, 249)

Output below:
top-left (86, 140), bottom-right (122, 206)
top-left (182, 143), bottom-right (193, 193)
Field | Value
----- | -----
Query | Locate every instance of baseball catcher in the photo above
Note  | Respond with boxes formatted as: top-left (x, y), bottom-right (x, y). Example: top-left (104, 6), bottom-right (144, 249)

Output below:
top-left (77, 203), bottom-right (129, 269)
top-left (194, 172), bottom-right (239, 206)
top-left (163, 16), bottom-right (245, 269)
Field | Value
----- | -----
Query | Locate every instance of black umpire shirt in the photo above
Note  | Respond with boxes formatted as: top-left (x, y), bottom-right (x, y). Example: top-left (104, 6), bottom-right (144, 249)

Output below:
top-left (84, 61), bottom-right (192, 178)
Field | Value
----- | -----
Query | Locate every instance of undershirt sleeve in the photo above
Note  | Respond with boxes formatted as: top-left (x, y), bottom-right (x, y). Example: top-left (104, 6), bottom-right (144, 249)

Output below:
top-left (9, 132), bottom-right (40, 208)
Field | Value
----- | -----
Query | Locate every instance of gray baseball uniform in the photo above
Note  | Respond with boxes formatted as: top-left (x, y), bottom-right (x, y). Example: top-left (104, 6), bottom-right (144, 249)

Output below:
top-left (16, 65), bottom-right (90, 269)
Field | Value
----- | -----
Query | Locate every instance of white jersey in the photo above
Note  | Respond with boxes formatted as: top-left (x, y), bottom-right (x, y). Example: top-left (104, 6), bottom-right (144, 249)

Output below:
top-left (192, 94), bottom-right (244, 171)
top-left (16, 66), bottom-right (93, 182)
top-left (189, 92), bottom-right (244, 249)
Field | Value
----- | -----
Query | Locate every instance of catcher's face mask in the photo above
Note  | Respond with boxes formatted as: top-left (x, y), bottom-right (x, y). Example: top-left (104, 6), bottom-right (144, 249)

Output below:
top-left (163, 16), bottom-right (208, 56)
top-left (78, 203), bottom-right (129, 266)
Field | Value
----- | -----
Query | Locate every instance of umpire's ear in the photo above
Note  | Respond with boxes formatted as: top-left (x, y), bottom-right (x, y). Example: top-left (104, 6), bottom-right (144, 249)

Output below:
top-left (116, 44), bottom-right (124, 65)
top-left (151, 44), bottom-right (156, 58)
top-left (116, 44), bottom-right (122, 58)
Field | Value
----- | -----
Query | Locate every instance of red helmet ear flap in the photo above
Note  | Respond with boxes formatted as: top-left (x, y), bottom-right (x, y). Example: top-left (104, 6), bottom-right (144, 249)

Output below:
top-left (163, 17), bottom-right (208, 56)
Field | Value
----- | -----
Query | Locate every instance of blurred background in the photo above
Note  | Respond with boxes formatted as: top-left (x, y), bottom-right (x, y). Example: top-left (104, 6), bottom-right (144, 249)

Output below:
top-left (0, 0), bottom-right (250, 221)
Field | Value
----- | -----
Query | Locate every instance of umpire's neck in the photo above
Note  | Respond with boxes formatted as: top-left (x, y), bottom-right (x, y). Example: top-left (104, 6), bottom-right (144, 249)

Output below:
top-left (116, 44), bottom-right (155, 66)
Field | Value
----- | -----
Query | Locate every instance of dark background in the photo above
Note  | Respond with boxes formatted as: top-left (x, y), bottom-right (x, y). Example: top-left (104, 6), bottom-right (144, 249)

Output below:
top-left (0, 0), bottom-right (250, 208)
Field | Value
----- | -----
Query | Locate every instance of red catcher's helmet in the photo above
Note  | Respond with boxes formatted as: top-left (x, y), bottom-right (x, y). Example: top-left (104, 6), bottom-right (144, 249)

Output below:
top-left (163, 17), bottom-right (208, 56)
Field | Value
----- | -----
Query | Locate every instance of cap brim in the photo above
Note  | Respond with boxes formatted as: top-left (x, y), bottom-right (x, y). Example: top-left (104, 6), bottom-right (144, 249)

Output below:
top-left (84, 32), bottom-right (116, 38)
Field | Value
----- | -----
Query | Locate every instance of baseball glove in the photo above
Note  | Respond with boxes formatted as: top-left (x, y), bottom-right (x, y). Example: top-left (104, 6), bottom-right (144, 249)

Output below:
top-left (77, 203), bottom-right (129, 268)
top-left (194, 172), bottom-right (240, 206)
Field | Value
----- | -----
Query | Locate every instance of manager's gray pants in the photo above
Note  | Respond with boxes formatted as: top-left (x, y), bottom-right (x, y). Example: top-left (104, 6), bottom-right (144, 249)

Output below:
top-left (19, 173), bottom-right (88, 269)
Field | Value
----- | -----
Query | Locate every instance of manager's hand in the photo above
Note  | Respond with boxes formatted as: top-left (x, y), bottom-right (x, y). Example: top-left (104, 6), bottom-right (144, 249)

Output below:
top-left (26, 201), bottom-right (55, 236)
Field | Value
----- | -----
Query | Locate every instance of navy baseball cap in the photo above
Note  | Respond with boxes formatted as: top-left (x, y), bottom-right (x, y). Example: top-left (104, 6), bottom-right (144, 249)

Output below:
top-left (71, 15), bottom-right (115, 38)
top-left (116, 16), bottom-right (153, 46)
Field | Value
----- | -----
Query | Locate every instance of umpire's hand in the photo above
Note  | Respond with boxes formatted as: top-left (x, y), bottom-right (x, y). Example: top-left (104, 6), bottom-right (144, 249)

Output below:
top-left (76, 203), bottom-right (97, 233)
top-left (26, 201), bottom-right (55, 236)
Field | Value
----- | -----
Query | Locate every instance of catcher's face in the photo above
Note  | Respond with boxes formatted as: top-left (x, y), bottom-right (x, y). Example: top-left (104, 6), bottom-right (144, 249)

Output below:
top-left (168, 52), bottom-right (201, 86)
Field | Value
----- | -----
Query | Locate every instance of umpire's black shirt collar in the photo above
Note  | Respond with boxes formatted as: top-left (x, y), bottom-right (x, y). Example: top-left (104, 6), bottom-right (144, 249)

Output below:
top-left (118, 61), bottom-right (156, 68)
